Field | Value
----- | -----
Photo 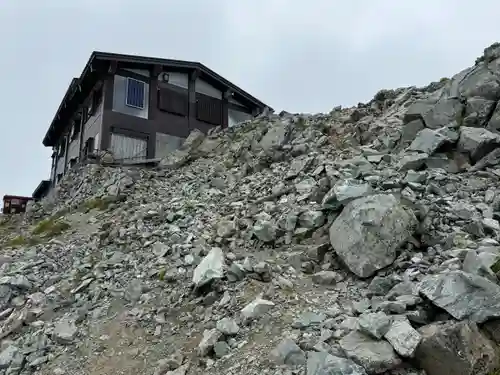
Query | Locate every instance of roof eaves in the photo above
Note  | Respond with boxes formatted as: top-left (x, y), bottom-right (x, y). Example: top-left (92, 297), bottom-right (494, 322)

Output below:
top-left (32, 180), bottom-right (51, 198)
top-left (42, 77), bottom-right (81, 146)
top-left (92, 51), bottom-right (198, 70)
top-left (196, 63), bottom-right (271, 110)
top-left (93, 52), bottom-right (271, 110)
top-left (42, 51), bottom-right (100, 147)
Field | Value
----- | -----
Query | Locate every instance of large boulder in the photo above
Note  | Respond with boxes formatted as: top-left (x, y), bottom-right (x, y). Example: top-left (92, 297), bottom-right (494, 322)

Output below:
top-left (418, 270), bottom-right (500, 323)
top-left (487, 102), bottom-right (500, 133)
top-left (422, 97), bottom-right (463, 129)
top-left (415, 321), bottom-right (498, 375)
top-left (408, 127), bottom-right (458, 155)
top-left (457, 126), bottom-right (500, 163)
top-left (463, 97), bottom-right (496, 127)
top-left (329, 194), bottom-right (417, 278)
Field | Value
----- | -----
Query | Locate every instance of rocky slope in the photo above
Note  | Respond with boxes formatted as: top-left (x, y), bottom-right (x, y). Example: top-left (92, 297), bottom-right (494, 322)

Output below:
top-left (2, 43), bottom-right (500, 375)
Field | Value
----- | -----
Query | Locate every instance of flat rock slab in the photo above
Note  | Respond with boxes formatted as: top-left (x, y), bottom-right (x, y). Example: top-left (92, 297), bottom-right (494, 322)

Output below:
top-left (418, 270), bottom-right (500, 323)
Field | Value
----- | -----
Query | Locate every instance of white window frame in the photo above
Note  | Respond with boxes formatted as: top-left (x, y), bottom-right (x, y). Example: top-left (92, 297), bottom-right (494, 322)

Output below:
top-left (125, 77), bottom-right (146, 109)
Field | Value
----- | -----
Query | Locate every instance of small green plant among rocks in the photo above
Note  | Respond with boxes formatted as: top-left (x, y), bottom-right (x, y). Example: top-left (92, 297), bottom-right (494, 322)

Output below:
top-left (80, 197), bottom-right (112, 212)
top-left (6, 235), bottom-right (41, 247)
top-left (32, 218), bottom-right (71, 237)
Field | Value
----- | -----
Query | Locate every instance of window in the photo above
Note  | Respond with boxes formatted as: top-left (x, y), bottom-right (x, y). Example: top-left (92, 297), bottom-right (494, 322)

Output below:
top-left (125, 78), bottom-right (146, 109)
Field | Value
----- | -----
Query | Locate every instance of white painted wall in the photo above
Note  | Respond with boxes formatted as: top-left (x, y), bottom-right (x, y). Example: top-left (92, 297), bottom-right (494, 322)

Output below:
top-left (112, 75), bottom-right (149, 119)
top-left (228, 108), bottom-right (253, 127)
top-left (195, 78), bottom-right (222, 99)
top-left (155, 132), bottom-right (183, 158)
top-left (83, 99), bottom-right (103, 148)
top-left (163, 72), bottom-right (189, 89)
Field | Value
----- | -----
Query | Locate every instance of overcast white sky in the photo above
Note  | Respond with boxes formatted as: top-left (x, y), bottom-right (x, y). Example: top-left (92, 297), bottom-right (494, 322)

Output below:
top-left (0, 0), bottom-right (499, 198)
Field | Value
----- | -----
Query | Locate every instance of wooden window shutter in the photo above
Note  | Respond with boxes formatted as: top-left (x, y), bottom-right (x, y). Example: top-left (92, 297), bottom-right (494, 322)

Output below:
top-left (158, 87), bottom-right (188, 116)
top-left (196, 94), bottom-right (222, 125)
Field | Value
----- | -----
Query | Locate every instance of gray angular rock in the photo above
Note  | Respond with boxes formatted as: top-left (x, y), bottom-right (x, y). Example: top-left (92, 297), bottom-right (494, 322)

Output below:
top-left (216, 220), bottom-right (236, 238)
top-left (52, 318), bottom-right (78, 345)
top-left (422, 97), bottom-right (464, 129)
top-left (0, 275), bottom-right (32, 290)
top-left (457, 126), bottom-right (500, 163)
top-left (458, 63), bottom-right (500, 100)
top-left (197, 328), bottom-right (222, 356)
top-left (482, 319), bottom-right (500, 343)
top-left (408, 127), bottom-right (458, 155)
top-left (298, 210), bottom-right (325, 229)
top-left (383, 316), bottom-right (421, 358)
top-left (260, 122), bottom-right (290, 151)
top-left (415, 321), bottom-right (497, 375)
top-left (400, 119), bottom-right (425, 145)
top-left (192, 247), bottom-right (224, 288)
top-left (0, 345), bottom-right (18, 369)
top-left (312, 271), bottom-right (344, 285)
top-left (329, 194), bottom-right (417, 278)
top-left (213, 341), bottom-right (230, 358)
top-left (292, 312), bottom-right (326, 329)
top-left (216, 317), bottom-right (240, 336)
top-left (462, 248), bottom-right (499, 281)
top-left (339, 331), bottom-right (401, 374)
top-left (322, 179), bottom-right (372, 210)
top-left (367, 276), bottom-right (399, 296)
top-left (403, 99), bottom-right (438, 124)
top-left (418, 270), bottom-right (500, 323)
top-left (463, 97), bottom-right (496, 127)
top-left (487, 101), bottom-right (500, 132)
top-left (270, 339), bottom-right (306, 366)
top-left (397, 153), bottom-right (429, 172)
top-left (358, 312), bottom-right (392, 339)
top-left (307, 351), bottom-right (367, 375)
top-left (253, 220), bottom-right (277, 242)
top-left (286, 155), bottom-right (314, 179)
top-left (240, 297), bottom-right (274, 321)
